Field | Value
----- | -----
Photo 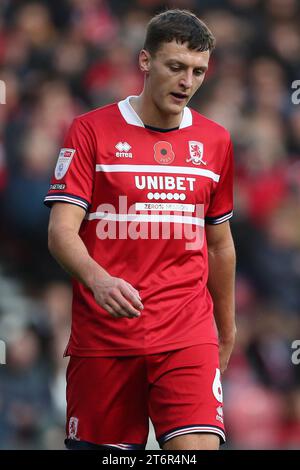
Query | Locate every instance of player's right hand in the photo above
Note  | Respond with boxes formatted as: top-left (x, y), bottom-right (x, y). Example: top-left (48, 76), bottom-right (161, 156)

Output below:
top-left (91, 275), bottom-right (144, 319)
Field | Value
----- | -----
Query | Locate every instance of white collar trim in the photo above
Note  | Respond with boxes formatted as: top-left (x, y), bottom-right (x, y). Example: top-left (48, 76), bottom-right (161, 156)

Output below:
top-left (118, 96), bottom-right (193, 129)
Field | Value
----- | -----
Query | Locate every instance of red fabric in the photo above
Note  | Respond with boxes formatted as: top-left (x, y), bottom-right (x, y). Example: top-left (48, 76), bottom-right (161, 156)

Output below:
top-left (66, 344), bottom-right (224, 446)
top-left (45, 99), bottom-right (233, 356)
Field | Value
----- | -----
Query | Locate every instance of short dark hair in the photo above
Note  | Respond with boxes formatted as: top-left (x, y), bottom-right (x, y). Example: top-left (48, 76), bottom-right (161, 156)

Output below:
top-left (144, 9), bottom-right (216, 56)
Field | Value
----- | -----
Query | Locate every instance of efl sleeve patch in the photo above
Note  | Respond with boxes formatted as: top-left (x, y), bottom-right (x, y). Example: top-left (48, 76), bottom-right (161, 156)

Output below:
top-left (55, 148), bottom-right (76, 180)
top-left (44, 117), bottom-right (95, 209)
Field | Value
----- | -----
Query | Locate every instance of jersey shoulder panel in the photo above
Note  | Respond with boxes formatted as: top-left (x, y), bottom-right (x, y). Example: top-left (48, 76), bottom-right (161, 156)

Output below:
top-left (75, 102), bottom-right (120, 125)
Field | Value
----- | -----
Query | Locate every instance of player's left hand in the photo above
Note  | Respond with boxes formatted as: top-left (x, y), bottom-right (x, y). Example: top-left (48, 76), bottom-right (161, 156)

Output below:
top-left (219, 331), bottom-right (236, 374)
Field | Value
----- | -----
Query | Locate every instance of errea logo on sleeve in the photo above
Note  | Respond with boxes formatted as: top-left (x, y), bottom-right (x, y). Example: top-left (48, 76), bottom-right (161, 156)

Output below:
top-left (55, 148), bottom-right (76, 179)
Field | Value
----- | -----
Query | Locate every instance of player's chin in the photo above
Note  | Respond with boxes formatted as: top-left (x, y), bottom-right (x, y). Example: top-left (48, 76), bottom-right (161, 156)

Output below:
top-left (172, 98), bottom-right (189, 110)
top-left (165, 100), bottom-right (186, 114)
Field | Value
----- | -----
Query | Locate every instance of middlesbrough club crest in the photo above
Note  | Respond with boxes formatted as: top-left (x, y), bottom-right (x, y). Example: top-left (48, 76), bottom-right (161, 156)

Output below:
top-left (68, 417), bottom-right (79, 440)
top-left (186, 141), bottom-right (207, 165)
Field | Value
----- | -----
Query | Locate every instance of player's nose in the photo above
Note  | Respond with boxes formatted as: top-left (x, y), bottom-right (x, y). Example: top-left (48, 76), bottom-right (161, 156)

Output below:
top-left (179, 70), bottom-right (193, 89)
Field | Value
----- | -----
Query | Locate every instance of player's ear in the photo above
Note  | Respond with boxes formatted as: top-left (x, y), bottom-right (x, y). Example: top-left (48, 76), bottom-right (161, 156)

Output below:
top-left (139, 49), bottom-right (151, 74)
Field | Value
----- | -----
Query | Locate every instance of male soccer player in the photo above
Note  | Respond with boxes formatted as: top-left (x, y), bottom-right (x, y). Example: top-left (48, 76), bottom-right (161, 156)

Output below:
top-left (45, 9), bottom-right (236, 450)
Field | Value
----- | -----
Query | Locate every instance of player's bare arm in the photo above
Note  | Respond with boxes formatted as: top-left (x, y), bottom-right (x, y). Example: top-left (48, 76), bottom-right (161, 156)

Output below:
top-left (206, 221), bottom-right (236, 373)
top-left (48, 202), bottom-right (144, 319)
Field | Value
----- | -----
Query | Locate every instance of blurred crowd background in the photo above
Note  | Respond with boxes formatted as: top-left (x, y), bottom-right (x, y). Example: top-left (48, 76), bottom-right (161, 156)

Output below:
top-left (0, 0), bottom-right (299, 450)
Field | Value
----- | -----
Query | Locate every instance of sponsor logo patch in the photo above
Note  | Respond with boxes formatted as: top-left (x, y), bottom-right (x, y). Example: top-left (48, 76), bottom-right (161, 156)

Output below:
top-left (50, 183), bottom-right (66, 190)
top-left (55, 148), bottom-right (76, 180)
top-left (115, 142), bottom-right (132, 158)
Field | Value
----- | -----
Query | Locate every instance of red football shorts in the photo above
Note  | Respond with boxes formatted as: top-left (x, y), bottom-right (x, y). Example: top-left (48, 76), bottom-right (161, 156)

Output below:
top-left (65, 344), bottom-right (225, 450)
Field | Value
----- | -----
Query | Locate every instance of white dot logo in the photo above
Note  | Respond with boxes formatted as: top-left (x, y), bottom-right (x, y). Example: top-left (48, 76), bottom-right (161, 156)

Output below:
top-left (146, 192), bottom-right (187, 201)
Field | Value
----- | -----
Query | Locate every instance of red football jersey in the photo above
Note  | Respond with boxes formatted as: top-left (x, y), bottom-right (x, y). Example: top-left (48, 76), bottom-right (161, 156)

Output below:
top-left (44, 96), bottom-right (234, 357)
